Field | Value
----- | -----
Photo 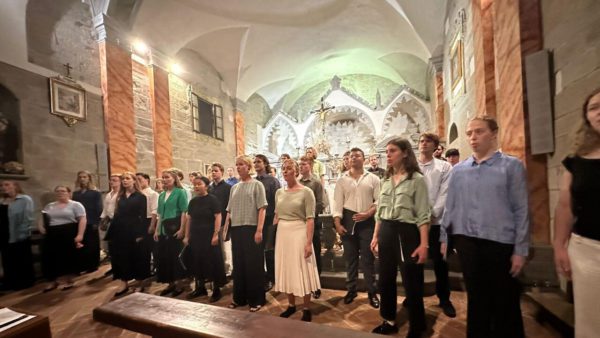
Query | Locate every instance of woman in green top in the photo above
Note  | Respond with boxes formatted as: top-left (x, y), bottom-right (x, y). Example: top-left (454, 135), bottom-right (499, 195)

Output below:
top-left (153, 169), bottom-right (188, 297)
top-left (370, 138), bottom-right (431, 337)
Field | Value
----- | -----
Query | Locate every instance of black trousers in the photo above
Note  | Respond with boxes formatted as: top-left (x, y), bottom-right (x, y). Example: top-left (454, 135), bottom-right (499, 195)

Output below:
top-left (428, 225), bottom-right (450, 304)
top-left (262, 214), bottom-right (276, 283)
top-left (312, 216), bottom-right (322, 275)
top-left (378, 221), bottom-right (425, 331)
top-left (0, 239), bottom-right (35, 290)
top-left (231, 226), bottom-right (265, 307)
top-left (135, 218), bottom-right (153, 280)
top-left (453, 235), bottom-right (524, 338)
top-left (341, 215), bottom-right (377, 294)
top-left (43, 223), bottom-right (81, 280)
top-left (81, 223), bottom-right (100, 272)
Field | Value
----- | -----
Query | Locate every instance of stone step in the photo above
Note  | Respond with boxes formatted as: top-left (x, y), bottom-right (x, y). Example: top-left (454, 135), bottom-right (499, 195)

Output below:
top-left (524, 290), bottom-right (574, 337)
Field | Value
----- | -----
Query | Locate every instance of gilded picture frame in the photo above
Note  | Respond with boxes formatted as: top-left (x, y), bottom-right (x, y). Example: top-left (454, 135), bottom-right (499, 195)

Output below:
top-left (449, 30), bottom-right (464, 91)
top-left (49, 76), bottom-right (87, 127)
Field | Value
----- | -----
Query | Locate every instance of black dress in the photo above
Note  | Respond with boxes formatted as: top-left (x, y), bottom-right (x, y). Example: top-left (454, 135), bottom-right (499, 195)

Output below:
top-left (563, 156), bottom-right (600, 240)
top-left (72, 189), bottom-right (103, 272)
top-left (105, 191), bottom-right (147, 281)
top-left (0, 204), bottom-right (35, 290)
top-left (187, 194), bottom-right (226, 286)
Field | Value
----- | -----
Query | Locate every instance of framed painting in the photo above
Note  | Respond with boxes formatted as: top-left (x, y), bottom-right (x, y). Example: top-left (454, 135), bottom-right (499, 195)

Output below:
top-left (449, 31), bottom-right (464, 91)
top-left (49, 77), bottom-right (87, 127)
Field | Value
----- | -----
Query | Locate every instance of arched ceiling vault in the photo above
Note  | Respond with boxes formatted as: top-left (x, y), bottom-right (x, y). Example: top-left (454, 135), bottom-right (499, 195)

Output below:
top-left (106, 0), bottom-right (447, 108)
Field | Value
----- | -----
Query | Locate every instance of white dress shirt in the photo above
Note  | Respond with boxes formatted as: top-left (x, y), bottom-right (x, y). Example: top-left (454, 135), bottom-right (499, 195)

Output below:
top-left (142, 187), bottom-right (159, 219)
top-left (333, 170), bottom-right (380, 218)
top-left (418, 157), bottom-right (452, 225)
top-left (100, 190), bottom-right (118, 219)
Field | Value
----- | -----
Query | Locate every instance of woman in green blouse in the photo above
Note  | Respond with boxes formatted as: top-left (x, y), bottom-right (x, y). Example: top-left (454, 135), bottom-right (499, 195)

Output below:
top-left (370, 138), bottom-right (431, 337)
top-left (153, 169), bottom-right (188, 297)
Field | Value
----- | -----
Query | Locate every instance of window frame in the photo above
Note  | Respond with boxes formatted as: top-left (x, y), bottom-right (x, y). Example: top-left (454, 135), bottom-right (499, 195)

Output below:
top-left (190, 92), bottom-right (224, 141)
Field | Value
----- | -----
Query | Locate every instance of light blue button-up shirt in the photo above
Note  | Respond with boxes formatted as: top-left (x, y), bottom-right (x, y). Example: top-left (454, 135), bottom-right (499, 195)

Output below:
top-left (440, 151), bottom-right (530, 256)
top-left (5, 194), bottom-right (34, 243)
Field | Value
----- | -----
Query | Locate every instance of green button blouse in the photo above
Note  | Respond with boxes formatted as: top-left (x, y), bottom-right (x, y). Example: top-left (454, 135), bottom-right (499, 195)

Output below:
top-left (375, 172), bottom-right (431, 226)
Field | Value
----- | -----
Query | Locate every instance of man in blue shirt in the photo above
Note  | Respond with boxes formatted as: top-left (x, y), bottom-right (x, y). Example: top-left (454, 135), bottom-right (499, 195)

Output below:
top-left (441, 116), bottom-right (529, 338)
top-left (225, 167), bottom-right (239, 186)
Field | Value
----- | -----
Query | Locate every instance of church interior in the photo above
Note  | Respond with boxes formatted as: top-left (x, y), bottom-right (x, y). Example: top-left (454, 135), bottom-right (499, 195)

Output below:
top-left (0, 0), bottom-right (598, 337)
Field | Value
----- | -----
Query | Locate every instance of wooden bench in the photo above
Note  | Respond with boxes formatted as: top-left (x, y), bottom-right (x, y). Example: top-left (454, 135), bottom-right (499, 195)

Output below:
top-left (94, 292), bottom-right (377, 338)
top-left (0, 308), bottom-right (52, 338)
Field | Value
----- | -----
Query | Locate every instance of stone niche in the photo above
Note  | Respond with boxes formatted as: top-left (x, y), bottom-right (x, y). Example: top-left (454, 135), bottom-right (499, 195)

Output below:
top-left (0, 84), bottom-right (23, 176)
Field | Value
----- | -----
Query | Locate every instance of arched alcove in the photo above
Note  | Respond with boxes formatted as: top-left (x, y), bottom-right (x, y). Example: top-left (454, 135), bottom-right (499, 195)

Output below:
top-left (449, 123), bottom-right (458, 144)
top-left (0, 84), bottom-right (23, 174)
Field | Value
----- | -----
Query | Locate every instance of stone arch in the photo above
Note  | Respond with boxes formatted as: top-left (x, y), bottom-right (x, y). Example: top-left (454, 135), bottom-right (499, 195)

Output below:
top-left (381, 91), bottom-right (431, 146)
top-left (449, 123), bottom-right (458, 144)
top-left (0, 85), bottom-right (23, 174)
top-left (303, 106), bottom-right (377, 156)
top-left (262, 114), bottom-right (299, 157)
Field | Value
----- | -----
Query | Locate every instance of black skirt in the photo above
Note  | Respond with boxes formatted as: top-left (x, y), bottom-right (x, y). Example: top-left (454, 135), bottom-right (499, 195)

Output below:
top-left (42, 223), bottom-right (81, 280)
top-left (189, 227), bottom-right (226, 286)
top-left (155, 234), bottom-right (184, 283)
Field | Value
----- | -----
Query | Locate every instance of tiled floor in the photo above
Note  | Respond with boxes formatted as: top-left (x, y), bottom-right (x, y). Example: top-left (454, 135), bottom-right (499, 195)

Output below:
top-left (0, 265), bottom-right (563, 337)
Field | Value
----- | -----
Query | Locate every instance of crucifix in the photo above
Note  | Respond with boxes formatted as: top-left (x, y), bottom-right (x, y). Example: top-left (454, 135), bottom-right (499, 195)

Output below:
top-left (310, 96), bottom-right (335, 130)
top-left (62, 63), bottom-right (73, 79)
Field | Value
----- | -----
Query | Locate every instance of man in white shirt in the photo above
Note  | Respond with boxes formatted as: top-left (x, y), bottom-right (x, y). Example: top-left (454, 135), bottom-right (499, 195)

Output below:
top-left (99, 174), bottom-right (120, 276)
top-left (137, 172), bottom-right (159, 287)
top-left (333, 147), bottom-right (380, 308)
top-left (417, 133), bottom-right (455, 317)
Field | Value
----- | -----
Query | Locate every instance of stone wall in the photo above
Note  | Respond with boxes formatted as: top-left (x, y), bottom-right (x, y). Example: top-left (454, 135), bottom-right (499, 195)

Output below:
top-left (0, 61), bottom-right (105, 213)
top-left (442, 0), bottom-right (476, 158)
top-left (542, 0), bottom-right (600, 232)
top-left (132, 61), bottom-right (155, 176)
top-left (168, 75), bottom-right (237, 179)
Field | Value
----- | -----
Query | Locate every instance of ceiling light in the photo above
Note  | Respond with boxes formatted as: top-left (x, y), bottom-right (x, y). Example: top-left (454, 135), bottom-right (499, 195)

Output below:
top-left (133, 40), bottom-right (148, 55)
top-left (170, 63), bottom-right (183, 75)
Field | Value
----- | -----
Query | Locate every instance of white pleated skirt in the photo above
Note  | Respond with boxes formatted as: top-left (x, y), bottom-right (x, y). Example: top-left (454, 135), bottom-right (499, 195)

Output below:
top-left (274, 219), bottom-right (321, 296)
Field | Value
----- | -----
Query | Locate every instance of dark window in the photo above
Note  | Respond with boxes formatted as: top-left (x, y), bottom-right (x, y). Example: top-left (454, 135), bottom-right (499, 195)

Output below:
top-left (449, 123), bottom-right (458, 144)
top-left (191, 93), bottom-right (223, 140)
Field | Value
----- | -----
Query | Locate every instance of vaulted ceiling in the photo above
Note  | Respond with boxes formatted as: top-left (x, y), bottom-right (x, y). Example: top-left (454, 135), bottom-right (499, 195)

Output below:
top-left (105, 0), bottom-right (447, 106)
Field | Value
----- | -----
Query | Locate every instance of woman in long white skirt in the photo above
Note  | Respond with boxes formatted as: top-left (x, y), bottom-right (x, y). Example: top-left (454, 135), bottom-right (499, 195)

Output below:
top-left (274, 159), bottom-right (321, 322)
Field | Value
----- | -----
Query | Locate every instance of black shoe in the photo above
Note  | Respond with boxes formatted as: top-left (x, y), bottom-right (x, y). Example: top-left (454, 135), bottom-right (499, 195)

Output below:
top-left (368, 293), bottom-right (380, 309)
top-left (343, 291), bottom-right (357, 304)
top-left (372, 321), bottom-right (399, 335)
top-left (440, 301), bottom-right (456, 318)
top-left (402, 298), bottom-right (408, 308)
top-left (159, 284), bottom-right (176, 296)
top-left (209, 288), bottom-right (222, 303)
top-left (312, 289), bottom-right (321, 299)
top-left (406, 329), bottom-right (424, 338)
top-left (264, 281), bottom-right (274, 292)
top-left (301, 309), bottom-right (312, 322)
top-left (103, 269), bottom-right (113, 277)
top-left (171, 288), bottom-right (183, 297)
top-left (279, 306), bottom-right (297, 318)
top-left (114, 287), bottom-right (129, 298)
top-left (186, 287), bottom-right (208, 299)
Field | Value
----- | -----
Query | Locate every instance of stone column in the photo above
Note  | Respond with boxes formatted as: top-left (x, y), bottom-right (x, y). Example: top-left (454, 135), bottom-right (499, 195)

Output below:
top-left (471, 0), bottom-right (497, 117)
top-left (234, 111), bottom-right (245, 156)
top-left (519, 0), bottom-right (550, 244)
top-left (95, 14), bottom-right (136, 174)
top-left (147, 65), bottom-right (173, 177)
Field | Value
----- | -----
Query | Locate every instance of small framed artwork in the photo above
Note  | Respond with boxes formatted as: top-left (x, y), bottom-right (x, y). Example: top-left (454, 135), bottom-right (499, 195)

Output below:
top-left (203, 163), bottom-right (212, 177)
top-left (449, 31), bottom-right (464, 91)
top-left (49, 76), bottom-right (87, 127)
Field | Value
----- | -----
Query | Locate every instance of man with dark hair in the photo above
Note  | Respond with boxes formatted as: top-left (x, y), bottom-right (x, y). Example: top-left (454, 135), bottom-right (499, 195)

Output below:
top-left (253, 154), bottom-right (281, 291)
top-left (441, 116), bottom-right (529, 338)
top-left (333, 147), bottom-right (380, 308)
top-left (367, 154), bottom-right (385, 179)
top-left (445, 148), bottom-right (460, 166)
top-left (417, 133), bottom-right (455, 317)
top-left (434, 144), bottom-right (445, 160)
top-left (209, 163), bottom-right (233, 276)
top-left (298, 155), bottom-right (325, 299)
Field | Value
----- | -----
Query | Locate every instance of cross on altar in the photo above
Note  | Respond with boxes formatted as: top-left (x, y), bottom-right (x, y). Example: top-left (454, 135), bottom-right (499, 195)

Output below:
top-left (62, 63), bottom-right (73, 78)
top-left (310, 96), bottom-right (335, 126)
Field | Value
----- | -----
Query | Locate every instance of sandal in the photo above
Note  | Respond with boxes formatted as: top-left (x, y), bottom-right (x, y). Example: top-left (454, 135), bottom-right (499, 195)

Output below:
top-left (228, 302), bottom-right (240, 309)
top-left (249, 305), bottom-right (262, 312)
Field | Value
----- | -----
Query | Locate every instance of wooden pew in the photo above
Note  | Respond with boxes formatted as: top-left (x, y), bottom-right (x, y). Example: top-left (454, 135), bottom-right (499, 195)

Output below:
top-left (94, 292), bottom-right (378, 338)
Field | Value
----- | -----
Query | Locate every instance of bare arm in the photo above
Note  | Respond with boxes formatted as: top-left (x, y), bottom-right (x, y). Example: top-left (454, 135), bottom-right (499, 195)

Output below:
top-left (553, 171), bottom-right (575, 278)
top-left (304, 218), bottom-right (315, 258)
top-left (212, 213), bottom-right (222, 246)
top-left (75, 215), bottom-right (87, 247)
top-left (411, 223), bottom-right (429, 264)
top-left (255, 207), bottom-right (266, 244)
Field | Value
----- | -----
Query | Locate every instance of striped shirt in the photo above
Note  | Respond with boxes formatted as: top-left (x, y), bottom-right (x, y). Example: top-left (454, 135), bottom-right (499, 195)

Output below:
top-left (226, 179), bottom-right (268, 227)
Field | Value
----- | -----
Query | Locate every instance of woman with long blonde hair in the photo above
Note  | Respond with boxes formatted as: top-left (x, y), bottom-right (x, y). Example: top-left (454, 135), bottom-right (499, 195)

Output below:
top-left (554, 88), bottom-right (600, 338)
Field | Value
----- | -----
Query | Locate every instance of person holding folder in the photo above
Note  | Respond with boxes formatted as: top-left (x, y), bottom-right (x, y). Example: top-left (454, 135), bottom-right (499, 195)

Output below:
top-left (333, 147), bottom-right (380, 308)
